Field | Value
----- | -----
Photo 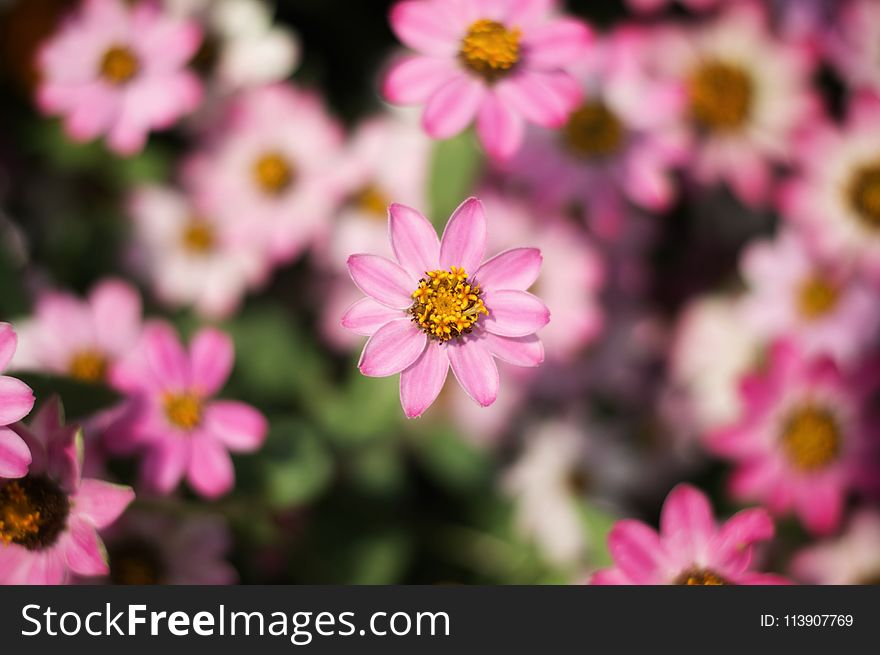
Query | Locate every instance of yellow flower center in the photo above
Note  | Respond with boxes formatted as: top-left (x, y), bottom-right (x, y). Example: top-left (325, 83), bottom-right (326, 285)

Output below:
top-left (563, 102), bottom-right (625, 159)
top-left (797, 275), bottom-right (839, 320)
top-left (181, 217), bottom-right (216, 254)
top-left (781, 406), bottom-right (840, 471)
top-left (163, 392), bottom-right (203, 431)
top-left (848, 162), bottom-right (880, 232)
top-left (675, 567), bottom-right (730, 585)
top-left (253, 152), bottom-right (294, 196)
top-left (410, 267), bottom-right (489, 342)
top-left (109, 538), bottom-right (164, 585)
top-left (352, 184), bottom-right (390, 218)
top-left (0, 477), bottom-right (70, 551)
top-left (460, 19), bottom-right (521, 82)
top-left (68, 349), bottom-right (108, 383)
top-left (688, 60), bottom-right (753, 132)
top-left (100, 45), bottom-right (139, 85)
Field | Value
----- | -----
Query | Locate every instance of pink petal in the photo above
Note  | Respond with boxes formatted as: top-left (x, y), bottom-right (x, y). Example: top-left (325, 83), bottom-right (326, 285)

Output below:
top-left (203, 401), bottom-right (267, 451)
top-left (507, 0), bottom-right (554, 25)
top-left (482, 290), bottom-right (550, 337)
top-left (447, 340), bottom-right (499, 407)
top-left (0, 323), bottom-right (17, 371)
top-left (62, 517), bottom-right (109, 577)
top-left (482, 333), bottom-right (544, 367)
top-left (439, 197), bottom-right (487, 273)
top-left (358, 319), bottom-right (427, 377)
top-left (389, 0), bottom-right (462, 56)
top-left (142, 321), bottom-right (190, 389)
top-left (590, 568), bottom-right (633, 585)
top-left (496, 70), bottom-right (581, 128)
top-left (607, 520), bottom-right (668, 584)
top-left (715, 507), bottom-right (774, 570)
top-left (187, 435), bottom-right (234, 499)
top-left (737, 573), bottom-right (792, 585)
top-left (0, 375), bottom-right (35, 425)
top-left (476, 91), bottom-right (525, 160)
top-left (383, 55), bottom-right (460, 104)
top-left (474, 247), bottom-right (542, 292)
top-left (659, 484), bottom-right (716, 562)
top-left (0, 426), bottom-right (32, 478)
top-left (389, 203), bottom-right (441, 279)
top-left (347, 254), bottom-right (415, 309)
top-left (142, 439), bottom-right (188, 495)
top-left (798, 481), bottom-right (843, 536)
top-left (400, 343), bottom-right (449, 418)
top-left (90, 278), bottom-right (142, 356)
top-left (341, 298), bottom-right (405, 336)
top-left (26, 551), bottom-right (68, 585)
top-left (521, 18), bottom-right (594, 69)
top-left (73, 479), bottom-right (135, 529)
top-left (189, 327), bottom-right (234, 396)
top-left (422, 75), bottom-right (485, 139)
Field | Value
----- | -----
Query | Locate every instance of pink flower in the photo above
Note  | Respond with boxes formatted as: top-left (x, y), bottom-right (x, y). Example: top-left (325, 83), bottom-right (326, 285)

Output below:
top-left (0, 324), bottom-right (35, 479)
top-left (826, 0), bottom-right (880, 96)
top-left (36, 0), bottom-right (203, 155)
top-left (128, 184), bottom-right (269, 318)
top-left (709, 340), bottom-right (877, 535)
top-left (791, 511), bottom-right (880, 584)
top-left (739, 229), bottom-right (880, 363)
top-left (109, 322), bottom-right (267, 498)
top-left (382, 0), bottom-right (593, 160)
top-left (12, 279), bottom-right (143, 386)
top-left (342, 197), bottom-right (550, 418)
top-left (626, 0), bottom-right (724, 13)
top-left (591, 484), bottom-right (787, 585)
top-left (185, 84), bottom-right (344, 264)
top-left (0, 398), bottom-right (134, 584)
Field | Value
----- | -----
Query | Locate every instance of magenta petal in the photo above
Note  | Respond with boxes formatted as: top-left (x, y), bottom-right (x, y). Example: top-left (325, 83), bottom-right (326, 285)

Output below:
top-left (476, 91), bottom-right (525, 160)
top-left (607, 520), bottom-right (668, 583)
top-left (590, 568), bottom-right (632, 585)
top-left (482, 290), bottom-right (550, 337)
top-left (0, 375), bottom-right (36, 425)
top-left (496, 70), bottom-right (581, 128)
top-left (659, 484), bottom-right (716, 562)
top-left (142, 440), bottom-right (187, 495)
top-left (358, 320), bottom-right (427, 377)
top-left (189, 327), bottom-right (234, 396)
top-left (90, 279), bottom-right (142, 356)
top-left (422, 75), bottom-right (485, 139)
top-left (389, 0), bottom-right (461, 55)
top-left (439, 197), bottom-right (487, 273)
top-left (341, 297), bottom-right (404, 336)
top-left (474, 247), bottom-right (542, 292)
top-left (347, 254), bottom-right (415, 309)
top-left (142, 321), bottom-right (190, 389)
top-left (203, 400), bottom-right (268, 452)
top-left (74, 479), bottom-right (135, 529)
top-left (383, 55), bottom-right (459, 104)
top-left (521, 18), bottom-right (593, 70)
top-left (389, 203), bottom-right (440, 279)
top-left (0, 322), bottom-right (17, 371)
top-left (715, 508), bottom-right (774, 570)
top-left (0, 426), bottom-right (32, 478)
top-left (482, 333), bottom-right (544, 367)
top-left (187, 435), bottom-right (234, 499)
top-left (447, 341), bottom-right (499, 407)
top-left (63, 517), bottom-right (109, 577)
top-left (400, 343), bottom-right (449, 418)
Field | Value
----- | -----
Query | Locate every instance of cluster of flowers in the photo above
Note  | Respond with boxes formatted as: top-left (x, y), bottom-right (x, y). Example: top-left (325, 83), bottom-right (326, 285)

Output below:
top-left (2, 0), bottom-right (880, 585)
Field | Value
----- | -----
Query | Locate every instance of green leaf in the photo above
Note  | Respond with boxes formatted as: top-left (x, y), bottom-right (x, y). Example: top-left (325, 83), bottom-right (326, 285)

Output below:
top-left (17, 373), bottom-right (121, 419)
top-left (316, 366), bottom-right (402, 447)
top-left (578, 502), bottom-right (617, 568)
top-left (427, 130), bottom-right (484, 226)
top-left (259, 417), bottom-right (334, 509)
top-left (410, 425), bottom-right (492, 493)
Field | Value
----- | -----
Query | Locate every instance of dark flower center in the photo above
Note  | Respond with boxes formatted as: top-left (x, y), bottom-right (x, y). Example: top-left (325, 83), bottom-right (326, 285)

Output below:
top-left (181, 217), bottom-right (216, 254)
top-left (100, 45), bottom-right (139, 85)
top-left (848, 162), bottom-right (880, 231)
top-left (109, 537), bottom-right (165, 585)
top-left (0, 477), bottom-right (70, 551)
top-left (563, 102), bottom-right (625, 159)
top-left (688, 60), bottom-right (753, 132)
top-left (69, 349), bottom-right (108, 383)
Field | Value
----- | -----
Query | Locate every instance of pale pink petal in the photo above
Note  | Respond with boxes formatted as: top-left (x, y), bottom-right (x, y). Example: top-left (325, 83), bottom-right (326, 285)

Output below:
top-left (508, 0), bottom-right (554, 25)
top-left (482, 333), bottom-right (544, 367)
top-left (90, 279), bottom-right (142, 356)
top-left (383, 55), bottom-right (460, 104)
top-left (439, 197), bottom-right (487, 272)
top-left (187, 435), bottom-right (234, 499)
top-left (389, 0), bottom-right (462, 56)
top-left (0, 375), bottom-right (36, 425)
top-left (358, 319), bottom-right (427, 377)
top-left (474, 247), bottom-right (542, 292)
top-left (400, 343), bottom-right (449, 418)
top-left (189, 328), bottom-right (234, 396)
top-left (347, 254), bottom-right (415, 309)
top-left (659, 484), bottom-right (716, 562)
top-left (447, 340), bottom-right (499, 407)
top-left (496, 70), bottom-right (581, 128)
top-left (0, 427), bottom-right (32, 478)
top-left (481, 290), bottom-right (550, 337)
top-left (203, 401), bottom-right (267, 452)
top-left (476, 91), bottom-right (525, 160)
top-left (607, 520), bottom-right (668, 584)
top-left (0, 323), bottom-right (17, 370)
top-left (422, 75), bottom-right (485, 139)
top-left (590, 568), bottom-right (633, 585)
top-left (142, 321), bottom-right (190, 389)
top-left (715, 507), bottom-right (774, 570)
top-left (27, 551), bottom-right (68, 585)
top-left (341, 298), bottom-right (404, 336)
top-left (74, 479), bottom-right (135, 529)
top-left (521, 18), bottom-right (593, 70)
top-left (389, 203), bottom-right (441, 279)
top-left (62, 517), bottom-right (109, 576)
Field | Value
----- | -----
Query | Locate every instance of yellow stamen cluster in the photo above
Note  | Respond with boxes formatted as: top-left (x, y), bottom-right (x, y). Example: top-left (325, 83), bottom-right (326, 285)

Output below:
top-left (563, 102), bottom-right (625, 159)
top-left (0, 481), bottom-right (40, 545)
top-left (253, 152), bottom-right (294, 195)
top-left (781, 406), bottom-right (840, 471)
top-left (460, 19), bottom-right (521, 82)
top-left (181, 218), bottom-right (216, 254)
top-left (675, 567), bottom-right (730, 585)
top-left (69, 350), bottom-right (108, 383)
top-left (100, 45), bottom-right (139, 85)
top-left (163, 392), bottom-right (203, 431)
top-left (0, 477), bottom-right (69, 550)
top-left (797, 275), bottom-right (839, 320)
top-left (688, 60), bottom-right (753, 132)
top-left (848, 162), bottom-right (880, 232)
top-left (410, 267), bottom-right (488, 342)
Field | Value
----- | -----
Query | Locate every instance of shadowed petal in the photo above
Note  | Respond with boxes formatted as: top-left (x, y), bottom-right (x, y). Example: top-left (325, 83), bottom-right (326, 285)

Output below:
top-left (347, 254), bottom-right (415, 309)
top-left (0, 323), bottom-right (17, 371)
top-left (439, 197), bottom-right (487, 273)
top-left (400, 343), bottom-right (449, 418)
top-left (447, 340), bottom-right (499, 407)
top-left (482, 290), bottom-right (550, 337)
top-left (359, 319), bottom-right (427, 377)
top-left (389, 203), bottom-right (440, 279)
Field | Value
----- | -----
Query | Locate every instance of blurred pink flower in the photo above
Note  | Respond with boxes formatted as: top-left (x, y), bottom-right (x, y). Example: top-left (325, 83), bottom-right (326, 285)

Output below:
top-left (0, 398), bottom-right (134, 584)
top-left (185, 84), bottom-right (344, 264)
top-left (383, 0), bottom-right (593, 160)
top-left (592, 483), bottom-right (787, 585)
top-left (0, 324), bottom-right (35, 479)
top-left (342, 197), bottom-right (549, 418)
top-left (128, 184), bottom-right (269, 319)
top-left (791, 511), bottom-right (880, 584)
top-left (826, 0), bottom-right (880, 96)
top-left (626, 0), bottom-right (724, 13)
top-left (709, 340), bottom-right (877, 535)
top-left (36, 0), bottom-right (203, 155)
top-left (109, 322), bottom-right (267, 498)
top-left (740, 229), bottom-right (880, 363)
top-left (780, 93), bottom-right (880, 281)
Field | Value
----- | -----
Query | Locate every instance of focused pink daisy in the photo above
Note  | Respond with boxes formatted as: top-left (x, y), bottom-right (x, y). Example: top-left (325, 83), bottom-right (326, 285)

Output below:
top-left (0, 324), bottom-right (35, 479)
top-left (591, 484), bottom-right (787, 585)
top-left (36, 0), bottom-right (203, 155)
top-left (382, 0), bottom-right (593, 160)
top-left (108, 321), bottom-right (267, 498)
top-left (342, 197), bottom-right (550, 418)
top-left (709, 340), bottom-right (878, 535)
top-left (0, 398), bottom-right (134, 584)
